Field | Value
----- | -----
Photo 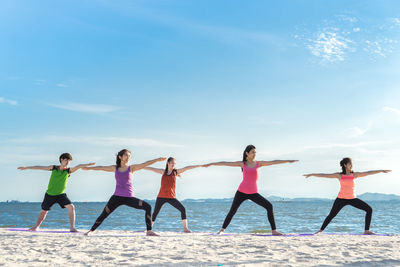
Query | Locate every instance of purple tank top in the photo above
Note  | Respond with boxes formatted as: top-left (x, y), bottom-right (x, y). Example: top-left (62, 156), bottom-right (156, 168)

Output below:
top-left (114, 166), bottom-right (134, 197)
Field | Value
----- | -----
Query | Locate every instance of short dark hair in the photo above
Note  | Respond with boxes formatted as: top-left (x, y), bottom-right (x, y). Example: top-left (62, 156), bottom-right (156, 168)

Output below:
top-left (59, 153), bottom-right (73, 163)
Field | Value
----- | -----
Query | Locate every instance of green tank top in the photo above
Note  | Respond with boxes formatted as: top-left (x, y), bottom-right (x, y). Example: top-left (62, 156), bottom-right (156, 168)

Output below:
top-left (46, 166), bottom-right (71, 196)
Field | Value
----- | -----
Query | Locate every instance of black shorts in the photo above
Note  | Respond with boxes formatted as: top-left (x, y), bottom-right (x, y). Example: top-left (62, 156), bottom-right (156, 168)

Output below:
top-left (41, 193), bottom-right (72, 211)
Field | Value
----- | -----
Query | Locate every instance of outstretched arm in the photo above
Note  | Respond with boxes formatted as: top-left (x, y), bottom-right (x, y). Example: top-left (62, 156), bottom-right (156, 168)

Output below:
top-left (143, 167), bottom-right (164, 175)
top-left (203, 161), bottom-right (244, 168)
top-left (82, 165), bottom-right (116, 172)
top-left (131, 157), bottom-right (166, 172)
top-left (177, 165), bottom-right (204, 175)
top-left (355, 170), bottom-right (391, 178)
top-left (17, 166), bottom-right (53, 171)
top-left (259, 160), bottom-right (299, 167)
top-left (70, 163), bottom-right (96, 173)
top-left (303, 173), bottom-right (341, 179)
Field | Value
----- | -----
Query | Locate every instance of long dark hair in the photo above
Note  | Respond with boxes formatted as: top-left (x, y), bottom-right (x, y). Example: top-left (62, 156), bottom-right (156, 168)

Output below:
top-left (116, 149), bottom-right (131, 169)
top-left (164, 157), bottom-right (178, 176)
top-left (242, 145), bottom-right (256, 171)
top-left (340, 157), bottom-right (353, 174)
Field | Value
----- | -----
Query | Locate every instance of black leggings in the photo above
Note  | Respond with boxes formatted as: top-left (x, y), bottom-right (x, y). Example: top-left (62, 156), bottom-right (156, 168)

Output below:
top-left (152, 197), bottom-right (187, 221)
top-left (90, 195), bottom-right (152, 231)
top-left (222, 191), bottom-right (276, 230)
top-left (320, 198), bottom-right (373, 231)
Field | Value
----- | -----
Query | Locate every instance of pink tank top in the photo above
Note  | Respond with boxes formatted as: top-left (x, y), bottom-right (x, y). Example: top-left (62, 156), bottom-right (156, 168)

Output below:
top-left (114, 166), bottom-right (134, 197)
top-left (238, 161), bottom-right (259, 194)
top-left (337, 174), bottom-right (355, 199)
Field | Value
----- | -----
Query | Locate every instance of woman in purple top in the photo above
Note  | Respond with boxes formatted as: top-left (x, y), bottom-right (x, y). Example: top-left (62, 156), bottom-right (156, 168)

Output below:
top-left (83, 149), bottom-right (165, 236)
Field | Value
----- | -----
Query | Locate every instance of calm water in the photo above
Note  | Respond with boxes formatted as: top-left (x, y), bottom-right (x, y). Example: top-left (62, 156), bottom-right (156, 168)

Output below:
top-left (1, 199), bottom-right (399, 234)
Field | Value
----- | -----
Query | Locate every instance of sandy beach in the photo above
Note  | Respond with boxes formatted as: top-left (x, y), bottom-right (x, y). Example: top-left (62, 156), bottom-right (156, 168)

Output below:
top-left (0, 229), bottom-right (399, 266)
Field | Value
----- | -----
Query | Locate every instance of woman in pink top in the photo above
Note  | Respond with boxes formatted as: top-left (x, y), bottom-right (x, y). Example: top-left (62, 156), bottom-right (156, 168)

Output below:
top-left (304, 157), bottom-right (391, 235)
top-left (204, 145), bottom-right (298, 235)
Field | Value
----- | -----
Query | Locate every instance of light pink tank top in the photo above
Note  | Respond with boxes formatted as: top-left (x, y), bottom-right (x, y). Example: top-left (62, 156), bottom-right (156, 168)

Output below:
top-left (237, 161), bottom-right (259, 194)
top-left (337, 174), bottom-right (355, 199)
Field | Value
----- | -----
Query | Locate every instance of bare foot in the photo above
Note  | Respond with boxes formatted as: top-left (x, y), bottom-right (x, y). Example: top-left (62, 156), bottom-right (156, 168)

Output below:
top-left (183, 228), bottom-right (192, 233)
top-left (364, 230), bottom-right (375, 235)
top-left (272, 230), bottom-right (283, 236)
top-left (28, 226), bottom-right (39, 231)
top-left (217, 229), bottom-right (225, 235)
top-left (146, 230), bottom-right (159, 236)
top-left (70, 228), bottom-right (79, 233)
top-left (314, 230), bottom-right (323, 235)
top-left (84, 230), bottom-right (92, 236)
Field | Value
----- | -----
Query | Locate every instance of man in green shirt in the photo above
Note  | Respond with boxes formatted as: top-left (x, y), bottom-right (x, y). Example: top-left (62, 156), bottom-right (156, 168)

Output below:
top-left (18, 153), bottom-right (94, 232)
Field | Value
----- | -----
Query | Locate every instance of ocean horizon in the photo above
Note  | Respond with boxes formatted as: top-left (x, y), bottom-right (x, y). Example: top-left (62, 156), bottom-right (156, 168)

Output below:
top-left (2, 197), bottom-right (399, 235)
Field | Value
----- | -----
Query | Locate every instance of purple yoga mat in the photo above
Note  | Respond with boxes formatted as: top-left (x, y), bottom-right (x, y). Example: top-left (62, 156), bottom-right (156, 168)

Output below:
top-left (4, 228), bottom-right (82, 234)
top-left (252, 233), bottom-right (314, 237)
top-left (323, 233), bottom-right (391, 236)
top-left (253, 233), bottom-right (391, 237)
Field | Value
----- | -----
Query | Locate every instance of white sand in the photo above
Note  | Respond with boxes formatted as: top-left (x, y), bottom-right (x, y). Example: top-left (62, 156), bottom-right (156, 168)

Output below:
top-left (0, 229), bottom-right (399, 266)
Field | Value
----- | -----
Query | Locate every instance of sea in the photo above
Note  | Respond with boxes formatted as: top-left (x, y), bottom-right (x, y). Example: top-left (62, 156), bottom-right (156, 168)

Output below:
top-left (1, 199), bottom-right (399, 234)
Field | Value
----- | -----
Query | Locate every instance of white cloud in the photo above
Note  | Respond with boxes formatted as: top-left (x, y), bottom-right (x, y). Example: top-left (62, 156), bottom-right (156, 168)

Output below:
top-left (344, 127), bottom-right (368, 138)
top-left (6, 135), bottom-right (183, 148)
top-left (307, 29), bottom-right (353, 63)
top-left (303, 141), bottom-right (387, 150)
top-left (0, 97), bottom-right (17, 105)
top-left (57, 83), bottom-right (68, 88)
top-left (383, 106), bottom-right (400, 116)
top-left (296, 14), bottom-right (400, 63)
top-left (47, 102), bottom-right (120, 114)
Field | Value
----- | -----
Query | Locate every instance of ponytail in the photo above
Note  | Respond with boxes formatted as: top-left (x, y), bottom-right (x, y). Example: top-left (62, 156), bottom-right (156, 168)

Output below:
top-left (242, 145), bottom-right (256, 172)
top-left (116, 149), bottom-right (131, 169)
top-left (340, 157), bottom-right (352, 174)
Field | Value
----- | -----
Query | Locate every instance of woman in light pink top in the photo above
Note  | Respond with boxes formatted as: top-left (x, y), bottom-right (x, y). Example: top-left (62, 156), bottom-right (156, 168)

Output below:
top-left (204, 145), bottom-right (298, 235)
top-left (304, 157), bottom-right (391, 235)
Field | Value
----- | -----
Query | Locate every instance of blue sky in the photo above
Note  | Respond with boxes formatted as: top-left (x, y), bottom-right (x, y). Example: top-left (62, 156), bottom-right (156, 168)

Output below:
top-left (1, 0), bottom-right (400, 201)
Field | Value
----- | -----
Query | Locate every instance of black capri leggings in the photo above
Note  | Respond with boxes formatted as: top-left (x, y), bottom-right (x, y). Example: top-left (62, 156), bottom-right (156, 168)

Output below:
top-left (90, 195), bottom-right (152, 231)
top-left (222, 190), bottom-right (276, 230)
top-left (152, 197), bottom-right (187, 221)
top-left (320, 197), bottom-right (373, 231)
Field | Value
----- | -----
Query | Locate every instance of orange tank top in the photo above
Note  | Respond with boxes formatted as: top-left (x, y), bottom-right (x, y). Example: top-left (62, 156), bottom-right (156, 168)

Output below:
top-left (157, 171), bottom-right (176, 199)
top-left (337, 174), bottom-right (356, 199)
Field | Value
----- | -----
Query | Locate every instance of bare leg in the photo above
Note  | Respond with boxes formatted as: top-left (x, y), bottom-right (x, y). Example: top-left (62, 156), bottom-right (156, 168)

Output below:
top-left (217, 228), bottom-right (225, 234)
top-left (272, 230), bottom-right (283, 236)
top-left (182, 219), bottom-right (191, 233)
top-left (29, 210), bottom-right (48, 231)
top-left (65, 204), bottom-right (78, 232)
top-left (146, 230), bottom-right (159, 236)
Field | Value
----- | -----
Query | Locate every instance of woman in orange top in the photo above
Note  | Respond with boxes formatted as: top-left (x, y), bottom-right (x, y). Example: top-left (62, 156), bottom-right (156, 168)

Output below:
top-left (304, 157), bottom-right (391, 235)
top-left (144, 157), bottom-right (204, 233)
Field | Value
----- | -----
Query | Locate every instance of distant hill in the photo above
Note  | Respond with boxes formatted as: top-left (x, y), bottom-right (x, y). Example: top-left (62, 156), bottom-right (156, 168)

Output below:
top-left (268, 193), bottom-right (400, 202)
top-left (358, 193), bottom-right (400, 201)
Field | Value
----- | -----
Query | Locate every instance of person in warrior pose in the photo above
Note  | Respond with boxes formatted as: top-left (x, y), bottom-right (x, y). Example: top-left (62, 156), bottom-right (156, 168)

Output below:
top-left (144, 157), bottom-right (204, 233)
top-left (18, 153), bottom-right (94, 232)
top-left (204, 145), bottom-right (298, 235)
top-left (304, 157), bottom-right (391, 235)
top-left (83, 149), bottom-right (165, 236)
